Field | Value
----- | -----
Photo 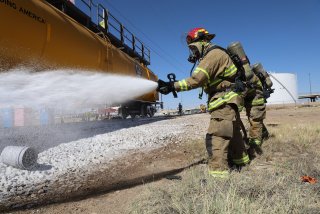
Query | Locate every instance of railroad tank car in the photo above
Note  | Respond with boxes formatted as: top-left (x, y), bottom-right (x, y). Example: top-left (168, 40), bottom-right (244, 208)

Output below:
top-left (0, 0), bottom-right (159, 118)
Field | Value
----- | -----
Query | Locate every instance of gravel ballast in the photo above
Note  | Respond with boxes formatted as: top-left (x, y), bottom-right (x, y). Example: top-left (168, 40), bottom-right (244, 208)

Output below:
top-left (0, 114), bottom-right (209, 211)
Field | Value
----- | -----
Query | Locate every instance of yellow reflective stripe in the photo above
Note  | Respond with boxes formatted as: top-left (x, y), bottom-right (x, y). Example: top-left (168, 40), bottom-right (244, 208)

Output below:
top-left (178, 80), bottom-right (188, 91)
top-left (182, 80), bottom-right (188, 90)
top-left (208, 65), bottom-right (237, 87)
top-left (194, 67), bottom-right (210, 80)
top-left (209, 170), bottom-right (229, 175)
top-left (179, 81), bottom-right (183, 90)
top-left (257, 80), bottom-right (263, 87)
top-left (208, 170), bottom-right (229, 178)
top-left (252, 98), bottom-right (265, 106)
top-left (233, 154), bottom-right (250, 165)
top-left (224, 64), bottom-right (237, 77)
top-left (99, 20), bottom-right (105, 28)
top-left (208, 91), bottom-right (239, 111)
top-left (249, 138), bottom-right (262, 146)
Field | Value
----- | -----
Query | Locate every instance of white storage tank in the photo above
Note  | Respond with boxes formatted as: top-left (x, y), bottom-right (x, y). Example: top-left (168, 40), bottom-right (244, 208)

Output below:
top-left (267, 73), bottom-right (298, 104)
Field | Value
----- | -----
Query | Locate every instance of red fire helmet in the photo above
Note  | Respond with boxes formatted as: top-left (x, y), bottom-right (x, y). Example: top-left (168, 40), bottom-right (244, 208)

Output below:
top-left (186, 27), bottom-right (215, 44)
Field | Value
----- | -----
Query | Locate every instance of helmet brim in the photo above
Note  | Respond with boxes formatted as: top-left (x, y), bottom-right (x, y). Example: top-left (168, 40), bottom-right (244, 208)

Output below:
top-left (206, 33), bottom-right (215, 41)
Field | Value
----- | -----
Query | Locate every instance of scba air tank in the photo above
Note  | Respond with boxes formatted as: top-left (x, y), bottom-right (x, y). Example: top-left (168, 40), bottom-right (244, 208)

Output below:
top-left (227, 41), bottom-right (254, 80)
top-left (252, 63), bottom-right (273, 88)
top-left (252, 63), bottom-right (265, 75)
top-left (227, 42), bottom-right (247, 63)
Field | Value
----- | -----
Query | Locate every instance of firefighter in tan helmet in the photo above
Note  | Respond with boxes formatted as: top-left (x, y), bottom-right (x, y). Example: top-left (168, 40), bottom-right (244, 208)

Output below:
top-left (157, 28), bottom-right (250, 177)
top-left (222, 42), bottom-right (274, 158)
top-left (245, 62), bottom-right (274, 157)
top-left (225, 42), bottom-right (268, 157)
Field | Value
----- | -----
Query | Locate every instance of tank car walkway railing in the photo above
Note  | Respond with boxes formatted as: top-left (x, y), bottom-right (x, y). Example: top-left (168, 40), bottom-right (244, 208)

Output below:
top-left (45, 0), bottom-right (151, 65)
top-left (97, 3), bottom-right (150, 65)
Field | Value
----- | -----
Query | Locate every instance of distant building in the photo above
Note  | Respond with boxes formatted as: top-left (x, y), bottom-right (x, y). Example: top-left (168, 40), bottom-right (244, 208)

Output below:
top-left (267, 72), bottom-right (298, 105)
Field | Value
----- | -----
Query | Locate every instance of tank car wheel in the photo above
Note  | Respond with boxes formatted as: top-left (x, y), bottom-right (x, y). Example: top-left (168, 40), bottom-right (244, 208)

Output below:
top-left (130, 114), bottom-right (136, 119)
top-left (147, 105), bottom-right (156, 117)
top-left (119, 107), bottom-right (128, 119)
top-left (140, 104), bottom-right (147, 117)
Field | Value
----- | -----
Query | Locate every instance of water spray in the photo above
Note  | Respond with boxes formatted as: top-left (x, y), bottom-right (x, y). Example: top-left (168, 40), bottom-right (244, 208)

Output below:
top-left (0, 68), bottom-right (158, 110)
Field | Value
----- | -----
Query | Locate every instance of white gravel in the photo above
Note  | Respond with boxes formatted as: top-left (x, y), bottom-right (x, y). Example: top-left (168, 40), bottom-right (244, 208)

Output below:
top-left (0, 114), bottom-right (209, 210)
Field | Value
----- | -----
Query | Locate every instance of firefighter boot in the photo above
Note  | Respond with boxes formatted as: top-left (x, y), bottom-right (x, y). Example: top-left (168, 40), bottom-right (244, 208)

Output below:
top-left (248, 138), bottom-right (263, 156)
top-left (262, 124), bottom-right (270, 140)
top-left (247, 146), bottom-right (256, 160)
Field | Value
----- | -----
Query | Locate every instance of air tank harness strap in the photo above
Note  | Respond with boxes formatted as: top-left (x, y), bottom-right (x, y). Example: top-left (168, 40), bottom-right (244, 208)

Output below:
top-left (197, 46), bottom-right (227, 101)
top-left (199, 63), bottom-right (238, 100)
top-left (202, 44), bottom-right (234, 59)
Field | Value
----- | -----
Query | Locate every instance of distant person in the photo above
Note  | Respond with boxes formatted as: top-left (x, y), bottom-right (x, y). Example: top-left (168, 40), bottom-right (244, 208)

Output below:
top-left (200, 104), bottom-right (207, 113)
top-left (157, 28), bottom-right (250, 178)
top-left (178, 103), bottom-right (183, 116)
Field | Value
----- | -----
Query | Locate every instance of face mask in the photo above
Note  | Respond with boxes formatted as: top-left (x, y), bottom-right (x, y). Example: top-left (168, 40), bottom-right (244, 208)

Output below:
top-left (187, 45), bottom-right (200, 63)
top-left (187, 41), bottom-right (209, 63)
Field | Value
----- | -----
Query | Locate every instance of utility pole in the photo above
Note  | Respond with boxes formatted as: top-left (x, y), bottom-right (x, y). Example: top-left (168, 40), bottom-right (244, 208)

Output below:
top-left (309, 73), bottom-right (312, 94)
top-left (160, 93), bottom-right (163, 109)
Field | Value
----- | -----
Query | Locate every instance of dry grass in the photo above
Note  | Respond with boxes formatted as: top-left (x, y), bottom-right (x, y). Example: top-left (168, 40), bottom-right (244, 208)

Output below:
top-left (129, 111), bottom-right (320, 214)
top-left (266, 102), bottom-right (320, 111)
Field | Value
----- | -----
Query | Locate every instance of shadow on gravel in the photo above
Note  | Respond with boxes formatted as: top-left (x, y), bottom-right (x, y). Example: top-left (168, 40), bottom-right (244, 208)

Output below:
top-left (29, 164), bottom-right (53, 171)
top-left (0, 116), bottom-right (175, 153)
top-left (6, 159), bottom-right (206, 213)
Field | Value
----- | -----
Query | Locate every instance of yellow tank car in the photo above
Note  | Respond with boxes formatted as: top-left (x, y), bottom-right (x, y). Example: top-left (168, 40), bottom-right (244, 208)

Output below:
top-left (0, 0), bottom-right (159, 118)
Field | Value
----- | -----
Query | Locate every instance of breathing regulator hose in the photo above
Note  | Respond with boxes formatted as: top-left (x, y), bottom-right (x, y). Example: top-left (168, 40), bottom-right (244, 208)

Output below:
top-left (189, 62), bottom-right (197, 76)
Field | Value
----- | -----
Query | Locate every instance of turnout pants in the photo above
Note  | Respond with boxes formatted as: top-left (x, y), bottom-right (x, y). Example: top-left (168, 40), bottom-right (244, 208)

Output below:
top-left (245, 104), bottom-right (266, 146)
top-left (205, 104), bottom-right (249, 171)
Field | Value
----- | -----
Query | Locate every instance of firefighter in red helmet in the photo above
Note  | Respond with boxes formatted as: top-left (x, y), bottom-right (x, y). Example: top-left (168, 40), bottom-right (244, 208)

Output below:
top-left (158, 28), bottom-right (250, 177)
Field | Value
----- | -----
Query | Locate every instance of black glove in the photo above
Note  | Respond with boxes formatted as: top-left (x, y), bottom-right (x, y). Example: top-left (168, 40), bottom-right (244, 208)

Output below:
top-left (263, 88), bottom-right (274, 99)
top-left (234, 78), bottom-right (245, 92)
top-left (157, 79), bottom-right (175, 95)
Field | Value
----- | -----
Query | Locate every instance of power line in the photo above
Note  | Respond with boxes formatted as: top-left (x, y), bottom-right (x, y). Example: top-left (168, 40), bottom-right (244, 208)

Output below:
top-left (309, 73), bottom-right (312, 94)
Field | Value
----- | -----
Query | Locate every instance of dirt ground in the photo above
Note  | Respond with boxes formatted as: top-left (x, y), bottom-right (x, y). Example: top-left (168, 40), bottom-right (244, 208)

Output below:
top-left (7, 103), bottom-right (320, 214)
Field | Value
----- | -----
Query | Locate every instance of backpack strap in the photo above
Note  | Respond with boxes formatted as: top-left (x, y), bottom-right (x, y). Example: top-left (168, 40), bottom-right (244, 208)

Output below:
top-left (203, 45), bottom-right (246, 82)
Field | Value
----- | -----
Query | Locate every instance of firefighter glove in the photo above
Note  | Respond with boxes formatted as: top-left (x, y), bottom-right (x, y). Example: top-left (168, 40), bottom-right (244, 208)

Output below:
top-left (157, 79), bottom-right (175, 95)
top-left (263, 88), bottom-right (274, 99)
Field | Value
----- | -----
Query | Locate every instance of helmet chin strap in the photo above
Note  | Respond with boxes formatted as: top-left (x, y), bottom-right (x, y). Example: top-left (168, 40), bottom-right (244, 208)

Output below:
top-left (189, 61), bottom-right (196, 76)
top-left (199, 44), bottom-right (205, 61)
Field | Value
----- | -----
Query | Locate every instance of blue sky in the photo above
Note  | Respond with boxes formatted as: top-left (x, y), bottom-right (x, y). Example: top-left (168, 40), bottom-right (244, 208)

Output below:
top-left (88, 0), bottom-right (320, 109)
